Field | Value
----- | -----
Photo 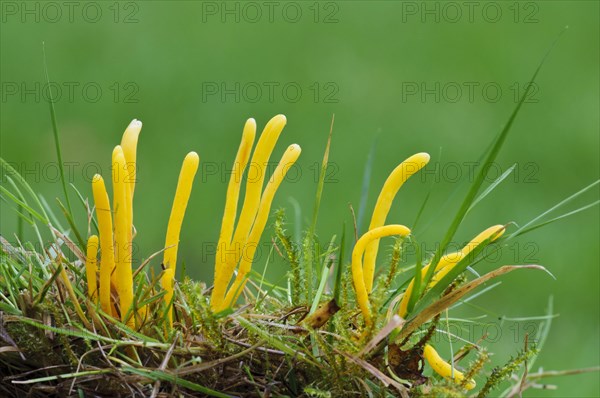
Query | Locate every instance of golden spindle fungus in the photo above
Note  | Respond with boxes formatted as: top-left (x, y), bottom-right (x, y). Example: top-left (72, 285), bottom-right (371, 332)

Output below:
top-left (85, 235), bottom-right (99, 301)
top-left (211, 119), bottom-right (256, 309)
top-left (121, 120), bottom-right (143, 324)
top-left (211, 115), bottom-right (287, 311)
top-left (363, 152), bottom-right (430, 293)
top-left (398, 224), bottom-right (506, 318)
top-left (429, 225), bottom-right (505, 286)
top-left (113, 146), bottom-right (135, 326)
top-left (461, 224), bottom-right (506, 256)
top-left (423, 344), bottom-right (476, 390)
top-left (161, 268), bottom-right (175, 328)
top-left (397, 252), bottom-right (465, 318)
top-left (351, 225), bottom-right (411, 327)
top-left (91, 174), bottom-right (116, 315)
top-left (163, 152), bottom-right (199, 321)
top-left (163, 151), bottom-right (200, 273)
top-left (221, 143), bottom-right (302, 309)
top-left (223, 115), bottom-right (286, 268)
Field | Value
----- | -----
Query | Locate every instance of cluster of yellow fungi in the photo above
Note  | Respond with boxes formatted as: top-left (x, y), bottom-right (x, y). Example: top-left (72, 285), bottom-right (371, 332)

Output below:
top-left (210, 114), bottom-right (301, 312)
top-left (350, 151), bottom-right (505, 390)
top-left (83, 114), bottom-right (502, 390)
top-left (86, 119), bottom-right (199, 328)
top-left (85, 115), bottom-right (299, 329)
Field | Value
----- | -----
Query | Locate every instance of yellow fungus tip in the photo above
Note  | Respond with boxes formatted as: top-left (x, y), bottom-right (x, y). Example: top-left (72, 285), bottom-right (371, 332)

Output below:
top-left (185, 151), bottom-right (200, 165)
top-left (289, 143), bottom-right (301, 151)
top-left (128, 119), bottom-right (143, 129)
top-left (424, 344), bottom-right (476, 390)
top-left (418, 152), bottom-right (431, 163)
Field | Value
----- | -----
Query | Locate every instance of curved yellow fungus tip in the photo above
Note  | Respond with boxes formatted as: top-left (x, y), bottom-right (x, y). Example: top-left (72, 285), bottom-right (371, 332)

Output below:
top-left (398, 224), bottom-right (506, 318)
top-left (220, 143), bottom-right (302, 310)
top-left (164, 151), bottom-right (200, 273)
top-left (161, 268), bottom-right (175, 328)
top-left (113, 146), bottom-right (135, 326)
top-left (363, 152), bottom-right (430, 293)
top-left (85, 235), bottom-right (99, 301)
top-left (352, 224), bottom-right (411, 327)
top-left (91, 174), bottom-right (115, 315)
top-left (423, 344), bottom-right (476, 390)
top-left (120, 119), bottom-right (142, 199)
top-left (462, 224), bottom-right (505, 255)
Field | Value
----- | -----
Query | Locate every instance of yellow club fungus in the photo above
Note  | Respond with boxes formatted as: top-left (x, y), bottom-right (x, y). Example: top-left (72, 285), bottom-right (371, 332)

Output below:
top-left (423, 344), bottom-right (476, 390)
top-left (120, 119), bottom-right (141, 264)
top-left (85, 235), bottom-right (99, 301)
top-left (162, 152), bottom-right (200, 322)
top-left (163, 151), bottom-right (200, 272)
top-left (352, 224), bottom-right (411, 327)
top-left (88, 120), bottom-right (199, 330)
top-left (221, 143), bottom-right (302, 309)
top-left (91, 174), bottom-right (116, 315)
top-left (398, 224), bottom-right (506, 318)
top-left (212, 119), bottom-right (256, 308)
top-left (363, 152), bottom-right (430, 293)
top-left (210, 115), bottom-right (291, 312)
top-left (113, 146), bottom-right (135, 326)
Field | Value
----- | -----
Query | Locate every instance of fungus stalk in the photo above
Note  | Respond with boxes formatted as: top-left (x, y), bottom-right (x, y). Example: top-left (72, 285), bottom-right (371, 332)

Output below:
top-left (163, 151), bottom-right (200, 323)
top-left (161, 268), bottom-right (175, 328)
top-left (423, 344), bottom-right (476, 390)
top-left (211, 119), bottom-right (256, 309)
top-left (221, 143), bottom-right (302, 309)
top-left (363, 152), bottom-right (430, 293)
top-left (211, 115), bottom-right (288, 311)
top-left (91, 174), bottom-right (116, 315)
top-left (351, 224), bottom-right (411, 327)
top-left (398, 224), bottom-right (506, 318)
top-left (113, 146), bottom-right (135, 326)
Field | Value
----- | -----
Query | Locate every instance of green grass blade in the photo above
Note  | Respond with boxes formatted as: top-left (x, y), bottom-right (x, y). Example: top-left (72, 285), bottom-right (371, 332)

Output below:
top-left (509, 180), bottom-right (599, 239)
top-left (333, 223), bottom-right (346, 304)
top-left (356, 133), bottom-right (379, 233)
top-left (309, 235), bottom-right (336, 314)
top-left (513, 200), bottom-right (599, 238)
top-left (467, 163), bottom-right (517, 214)
top-left (305, 115), bottom-right (335, 300)
top-left (420, 54), bottom-right (550, 295)
top-left (123, 367), bottom-right (233, 397)
top-left (42, 43), bottom-right (73, 218)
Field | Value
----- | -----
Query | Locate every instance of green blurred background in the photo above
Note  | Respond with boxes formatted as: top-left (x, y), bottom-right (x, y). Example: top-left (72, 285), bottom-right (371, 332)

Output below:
top-left (1, 1), bottom-right (598, 396)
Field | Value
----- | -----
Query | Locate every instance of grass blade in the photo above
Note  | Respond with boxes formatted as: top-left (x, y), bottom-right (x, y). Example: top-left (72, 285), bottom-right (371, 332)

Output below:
top-left (420, 50), bottom-right (551, 296)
